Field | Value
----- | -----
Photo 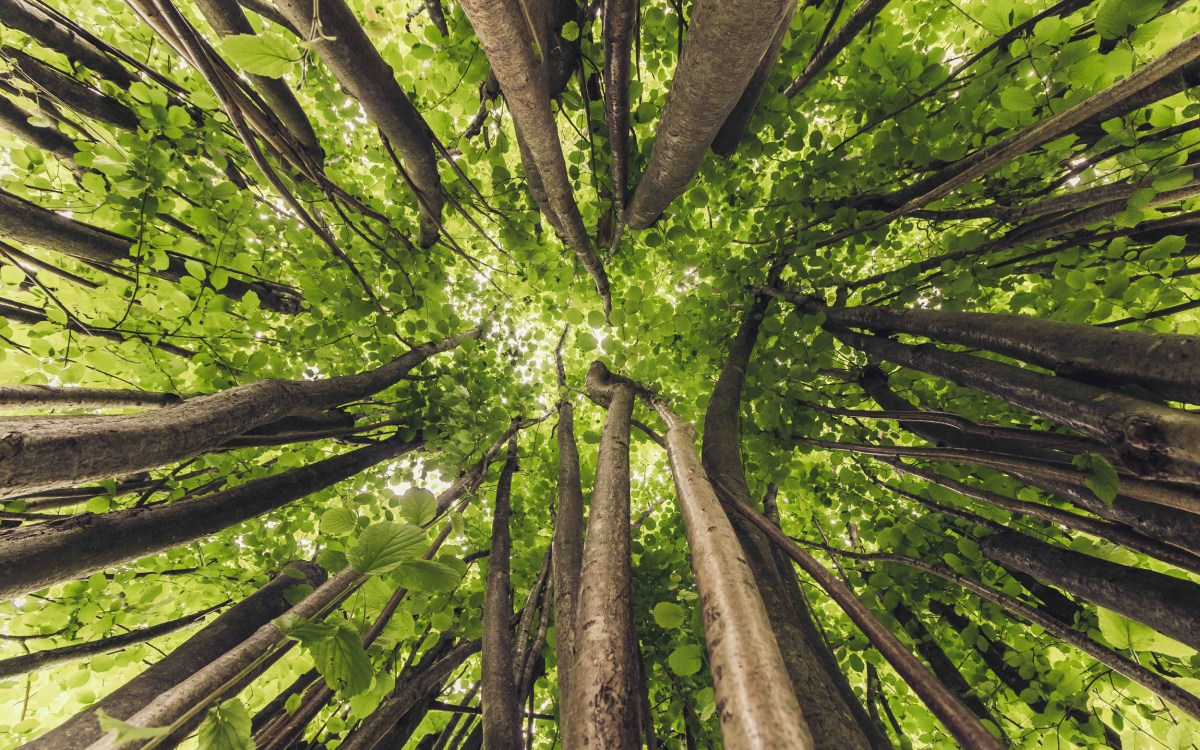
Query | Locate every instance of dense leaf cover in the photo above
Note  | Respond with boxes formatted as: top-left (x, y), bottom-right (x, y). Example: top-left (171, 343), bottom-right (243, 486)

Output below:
top-left (0, 0), bottom-right (1199, 747)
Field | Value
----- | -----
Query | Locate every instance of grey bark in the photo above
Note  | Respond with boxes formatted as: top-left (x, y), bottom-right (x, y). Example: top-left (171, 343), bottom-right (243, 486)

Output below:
top-left (481, 437), bottom-right (522, 750)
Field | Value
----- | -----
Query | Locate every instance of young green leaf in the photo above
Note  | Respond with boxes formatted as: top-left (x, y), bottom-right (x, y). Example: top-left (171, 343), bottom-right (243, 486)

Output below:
top-left (197, 698), bottom-right (254, 750)
top-left (95, 710), bottom-right (172, 743)
top-left (347, 522), bottom-right (426, 574)
top-left (652, 601), bottom-right (686, 630)
top-left (219, 33), bottom-right (301, 78)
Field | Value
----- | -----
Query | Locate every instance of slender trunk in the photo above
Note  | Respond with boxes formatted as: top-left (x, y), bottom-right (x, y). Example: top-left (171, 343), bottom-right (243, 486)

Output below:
top-left (0, 93), bottom-right (77, 162)
top-left (274, 0), bottom-right (442, 245)
top-left (193, 0), bottom-right (323, 164)
top-left (456, 0), bottom-right (610, 312)
top-left (0, 0), bottom-right (134, 85)
top-left (981, 531), bottom-right (1200, 651)
top-left (769, 288), bottom-right (1200, 403)
top-left (0, 600), bottom-right (225, 679)
top-left (482, 437), bottom-right (522, 750)
top-left (341, 638), bottom-right (484, 750)
top-left (625, 0), bottom-right (796, 229)
top-left (0, 385), bottom-right (182, 410)
top-left (0, 187), bottom-right (301, 313)
top-left (0, 436), bottom-right (419, 599)
top-left (564, 365), bottom-right (641, 749)
top-left (783, 0), bottom-right (892, 98)
top-left (828, 326), bottom-right (1200, 487)
top-left (603, 0), bottom-right (636, 208)
top-left (27, 561), bottom-right (325, 749)
top-left (551, 395), bottom-right (584, 723)
top-left (700, 299), bottom-right (889, 749)
top-left (4, 46), bottom-right (138, 130)
top-left (0, 325), bottom-right (474, 497)
top-left (837, 549), bottom-right (1200, 720)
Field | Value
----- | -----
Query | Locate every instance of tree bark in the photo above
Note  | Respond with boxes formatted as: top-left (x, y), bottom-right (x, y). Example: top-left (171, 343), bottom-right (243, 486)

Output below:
top-left (625, 0), bottom-right (796, 229)
top-left (700, 299), bottom-right (887, 749)
top-left (0, 187), bottom-right (301, 313)
top-left (482, 437), bottom-right (522, 750)
top-left (0, 436), bottom-right (419, 599)
top-left (26, 561), bottom-right (325, 749)
top-left (0, 325), bottom-right (474, 497)
top-left (981, 531), bottom-right (1200, 651)
top-left (710, 14), bottom-right (790, 157)
top-left (551, 394), bottom-right (584, 726)
top-left (193, 0), bottom-right (323, 164)
top-left (563, 364), bottom-right (641, 749)
top-left (0, 385), bottom-right (183, 410)
top-left (0, 0), bottom-right (135, 85)
top-left (455, 0), bottom-right (610, 313)
top-left (0, 92), bottom-right (77, 162)
top-left (769, 289), bottom-right (1200, 404)
top-left (603, 0), bottom-right (636, 208)
top-left (274, 0), bottom-right (443, 246)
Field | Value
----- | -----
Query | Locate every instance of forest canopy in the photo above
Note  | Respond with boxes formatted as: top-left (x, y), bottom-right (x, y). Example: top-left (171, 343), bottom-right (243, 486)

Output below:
top-left (0, 0), bottom-right (1199, 748)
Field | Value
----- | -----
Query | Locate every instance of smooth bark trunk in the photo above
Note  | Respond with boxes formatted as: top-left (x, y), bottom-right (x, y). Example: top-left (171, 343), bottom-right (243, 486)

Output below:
top-left (482, 437), bottom-right (522, 750)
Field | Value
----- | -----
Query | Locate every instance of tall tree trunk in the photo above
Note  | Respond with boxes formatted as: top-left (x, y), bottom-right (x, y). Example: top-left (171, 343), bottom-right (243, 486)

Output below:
top-left (770, 288), bottom-right (1200, 403)
top-left (193, 0), bottom-right (323, 165)
top-left (700, 299), bottom-right (887, 749)
top-left (482, 437), bottom-right (522, 750)
top-left (710, 15), bottom-right (790, 156)
top-left (563, 364), bottom-right (641, 749)
top-left (274, 0), bottom-right (443, 246)
top-left (455, 0), bottom-right (610, 313)
top-left (625, 0), bottom-right (796, 229)
top-left (980, 531), bottom-right (1200, 651)
top-left (0, 0), bottom-right (135, 85)
top-left (0, 436), bottom-right (419, 599)
top-left (0, 325), bottom-right (475, 497)
top-left (603, 0), bottom-right (636, 209)
top-left (4, 46), bottom-right (139, 130)
top-left (551, 388), bottom-right (584, 725)
top-left (26, 561), bottom-right (325, 749)
top-left (0, 187), bottom-right (301, 314)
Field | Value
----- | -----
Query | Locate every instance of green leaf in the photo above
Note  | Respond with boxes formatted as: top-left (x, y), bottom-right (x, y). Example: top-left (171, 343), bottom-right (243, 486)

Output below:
top-left (652, 601), bottom-right (686, 629)
top-left (275, 614), bottom-right (336, 644)
top-left (999, 87), bottom-right (1035, 111)
top-left (667, 644), bottom-right (703, 676)
top-left (320, 507), bottom-right (357, 536)
top-left (314, 626), bottom-right (374, 697)
top-left (220, 33), bottom-right (301, 77)
top-left (1098, 609), bottom-right (1155, 651)
top-left (396, 559), bottom-right (462, 592)
top-left (1073, 452), bottom-right (1120, 505)
top-left (96, 710), bottom-right (172, 743)
top-left (1095, 0), bottom-right (1163, 38)
top-left (396, 487), bottom-right (438, 526)
top-left (348, 522), bottom-right (426, 575)
top-left (197, 698), bottom-right (254, 750)
top-left (560, 21), bottom-right (580, 41)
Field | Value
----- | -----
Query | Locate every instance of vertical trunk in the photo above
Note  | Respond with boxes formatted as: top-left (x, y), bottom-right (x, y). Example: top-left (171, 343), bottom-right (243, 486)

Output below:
top-left (26, 561), bottom-right (325, 749)
top-left (565, 365), bottom-right (641, 749)
top-left (482, 437), bottom-right (522, 750)
top-left (625, 0), bottom-right (796, 228)
top-left (603, 0), bottom-right (636, 208)
top-left (981, 531), bottom-right (1200, 650)
top-left (700, 300), bottom-right (886, 749)
top-left (551, 396), bottom-right (585, 724)
top-left (710, 15), bottom-right (791, 156)
top-left (274, 0), bottom-right (443, 246)
top-left (0, 436), bottom-right (419, 599)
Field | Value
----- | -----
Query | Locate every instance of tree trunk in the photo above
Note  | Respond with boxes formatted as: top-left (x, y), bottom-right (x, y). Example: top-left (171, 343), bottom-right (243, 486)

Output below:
top-left (455, 0), bottom-right (610, 313)
top-left (0, 385), bottom-right (183, 409)
top-left (710, 14), bottom-right (790, 157)
top-left (980, 531), bottom-right (1200, 651)
top-left (564, 364), bottom-right (641, 749)
top-left (4, 46), bottom-right (138, 130)
top-left (625, 0), bottom-right (796, 229)
top-left (0, 92), bottom-right (77, 162)
top-left (482, 437), bottom-right (522, 750)
top-left (274, 0), bottom-right (442, 246)
top-left (0, 325), bottom-right (473, 497)
top-left (783, 0), bottom-right (892, 98)
top-left (551, 394), bottom-right (584, 726)
top-left (0, 187), bottom-right (301, 313)
top-left (603, 0), bottom-right (636, 208)
top-left (193, 0), bottom-right (323, 165)
top-left (0, 0), bottom-right (135, 85)
top-left (828, 326), bottom-right (1200, 487)
top-left (700, 299), bottom-right (888, 749)
top-left (0, 436), bottom-right (419, 599)
top-left (26, 561), bottom-right (325, 749)
top-left (771, 288), bottom-right (1200, 403)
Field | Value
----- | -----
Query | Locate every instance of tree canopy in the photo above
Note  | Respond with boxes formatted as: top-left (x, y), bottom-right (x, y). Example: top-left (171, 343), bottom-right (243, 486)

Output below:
top-left (1, 0), bottom-right (1199, 748)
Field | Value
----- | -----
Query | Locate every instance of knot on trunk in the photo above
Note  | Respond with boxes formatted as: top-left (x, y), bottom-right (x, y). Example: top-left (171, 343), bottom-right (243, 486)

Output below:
top-left (1110, 412), bottom-right (1169, 475)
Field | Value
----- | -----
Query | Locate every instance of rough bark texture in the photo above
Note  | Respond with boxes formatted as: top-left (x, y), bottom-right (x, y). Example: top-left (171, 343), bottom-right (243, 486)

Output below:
top-left (0, 326), bottom-right (473, 497)
top-left (25, 561), bottom-right (325, 749)
top-left (603, 0), bottom-right (637, 207)
top-left (274, 0), bottom-right (443, 246)
top-left (626, 0), bottom-right (796, 229)
top-left (565, 367), bottom-right (640, 749)
top-left (0, 0), bottom-right (134, 85)
top-left (551, 397), bottom-right (584, 728)
top-left (456, 0), bottom-right (610, 312)
top-left (481, 437), bottom-right (522, 750)
top-left (193, 0), bottom-right (323, 164)
top-left (700, 299), bottom-right (886, 749)
top-left (0, 437), bottom-right (418, 599)
top-left (0, 385), bottom-right (182, 409)
top-left (981, 531), bottom-right (1200, 651)
top-left (710, 12), bottom-right (792, 157)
